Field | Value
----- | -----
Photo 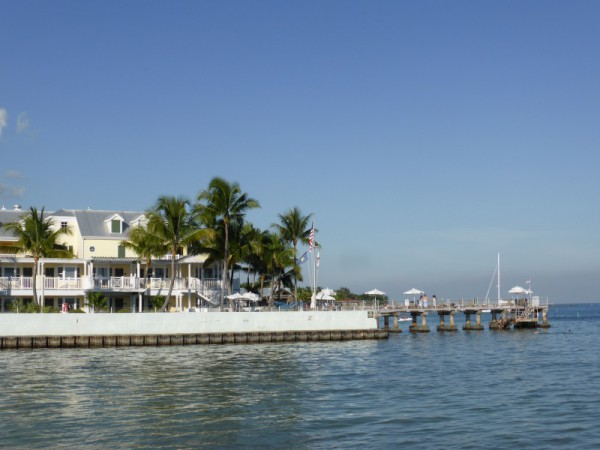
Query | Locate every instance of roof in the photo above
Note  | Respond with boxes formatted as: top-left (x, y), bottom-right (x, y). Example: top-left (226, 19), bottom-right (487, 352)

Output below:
top-left (0, 209), bottom-right (30, 240)
top-left (177, 254), bottom-right (209, 264)
top-left (72, 209), bottom-right (145, 238)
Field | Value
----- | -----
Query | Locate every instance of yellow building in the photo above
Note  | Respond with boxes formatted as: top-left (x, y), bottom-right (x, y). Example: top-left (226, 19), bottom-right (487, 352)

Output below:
top-left (0, 206), bottom-right (223, 312)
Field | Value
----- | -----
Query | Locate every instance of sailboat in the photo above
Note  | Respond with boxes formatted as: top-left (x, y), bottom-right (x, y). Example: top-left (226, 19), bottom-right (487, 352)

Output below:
top-left (484, 253), bottom-right (508, 307)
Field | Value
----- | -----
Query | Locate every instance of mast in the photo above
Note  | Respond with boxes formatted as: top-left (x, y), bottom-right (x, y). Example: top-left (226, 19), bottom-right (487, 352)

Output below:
top-left (497, 253), bottom-right (501, 302)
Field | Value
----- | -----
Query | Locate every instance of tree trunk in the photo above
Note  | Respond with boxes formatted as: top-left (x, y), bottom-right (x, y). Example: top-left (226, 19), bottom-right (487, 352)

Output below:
top-left (162, 253), bottom-right (176, 311)
top-left (221, 222), bottom-right (229, 309)
top-left (268, 279), bottom-right (275, 309)
top-left (293, 242), bottom-right (298, 301)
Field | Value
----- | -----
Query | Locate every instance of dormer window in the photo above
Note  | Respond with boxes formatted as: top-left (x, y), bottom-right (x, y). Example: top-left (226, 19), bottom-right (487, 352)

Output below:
top-left (105, 214), bottom-right (125, 234)
top-left (130, 215), bottom-right (147, 228)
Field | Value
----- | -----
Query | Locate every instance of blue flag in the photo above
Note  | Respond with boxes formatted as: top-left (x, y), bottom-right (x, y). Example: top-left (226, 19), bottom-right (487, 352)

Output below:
top-left (297, 251), bottom-right (308, 265)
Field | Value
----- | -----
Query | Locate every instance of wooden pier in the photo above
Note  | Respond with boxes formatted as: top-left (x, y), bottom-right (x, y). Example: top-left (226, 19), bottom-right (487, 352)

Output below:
top-left (375, 303), bottom-right (550, 333)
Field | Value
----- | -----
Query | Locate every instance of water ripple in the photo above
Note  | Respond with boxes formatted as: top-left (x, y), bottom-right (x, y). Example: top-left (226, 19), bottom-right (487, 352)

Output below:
top-left (1, 304), bottom-right (600, 448)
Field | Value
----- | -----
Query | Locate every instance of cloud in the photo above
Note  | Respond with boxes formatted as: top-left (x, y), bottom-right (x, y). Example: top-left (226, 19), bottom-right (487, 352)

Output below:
top-left (0, 182), bottom-right (25, 199)
top-left (5, 170), bottom-right (24, 179)
top-left (0, 170), bottom-right (26, 201)
top-left (0, 108), bottom-right (7, 139)
top-left (16, 112), bottom-right (29, 133)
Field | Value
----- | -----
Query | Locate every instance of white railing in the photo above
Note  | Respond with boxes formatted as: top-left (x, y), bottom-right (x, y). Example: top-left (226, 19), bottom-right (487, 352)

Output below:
top-left (93, 277), bottom-right (140, 290)
top-left (0, 275), bottom-right (223, 295)
top-left (44, 277), bottom-right (82, 290)
top-left (0, 276), bottom-right (82, 290)
top-left (0, 277), bottom-right (33, 289)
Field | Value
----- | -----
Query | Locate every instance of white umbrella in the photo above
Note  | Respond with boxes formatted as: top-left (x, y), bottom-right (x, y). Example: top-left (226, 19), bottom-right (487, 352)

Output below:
top-left (365, 288), bottom-right (386, 296)
top-left (226, 292), bottom-right (244, 300)
top-left (365, 288), bottom-right (386, 306)
top-left (508, 286), bottom-right (528, 295)
top-left (403, 288), bottom-right (424, 296)
top-left (241, 292), bottom-right (260, 302)
top-left (316, 292), bottom-right (335, 301)
top-left (319, 288), bottom-right (337, 296)
top-left (403, 288), bottom-right (424, 305)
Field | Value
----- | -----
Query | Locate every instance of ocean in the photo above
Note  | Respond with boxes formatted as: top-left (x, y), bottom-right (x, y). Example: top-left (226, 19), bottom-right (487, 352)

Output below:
top-left (1, 303), bottom-right (598, 449)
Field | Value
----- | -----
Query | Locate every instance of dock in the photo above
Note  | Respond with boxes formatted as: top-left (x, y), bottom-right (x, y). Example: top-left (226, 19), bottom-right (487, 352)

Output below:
top-left (375, 302), bottom-right (551, 333)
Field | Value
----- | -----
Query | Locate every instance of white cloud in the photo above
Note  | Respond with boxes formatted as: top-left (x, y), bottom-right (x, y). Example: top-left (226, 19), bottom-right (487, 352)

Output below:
top-left (0, 108), bottom-right (7, 139)
top-left (0, 182), bottom-right (25, 199)
top-left (5, 170), bottom-right (24, 179)
top-left (16, 112), bottom-right (29, 133)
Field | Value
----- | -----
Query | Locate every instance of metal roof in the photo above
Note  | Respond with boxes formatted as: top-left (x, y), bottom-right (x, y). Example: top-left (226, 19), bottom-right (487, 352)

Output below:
top-left (72, 209), bottom-right (145, 238)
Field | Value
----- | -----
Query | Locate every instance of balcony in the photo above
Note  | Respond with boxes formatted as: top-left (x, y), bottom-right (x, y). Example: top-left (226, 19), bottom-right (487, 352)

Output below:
top-left (0, 277), bottom-right (33, 290)
top-left (0, 275), bottom-right (222, 295)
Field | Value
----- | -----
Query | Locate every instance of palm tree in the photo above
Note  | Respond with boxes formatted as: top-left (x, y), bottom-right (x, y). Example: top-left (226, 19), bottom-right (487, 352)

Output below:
top-left (3, 207), bottom-right (73, 306)
top-left (195, 177), bottom-right (260, 309)
top-left (86, 291), bottom-right (107, 313)
top-left (145, 196), bottom-right (210, 311)
top-left (273, 207), bottom-right (312, 300)
top-left (238, 222), bottom-right (263, 289)
top-left (262, 231), bottom-right (295, 308)
top-left (121, 224), bottom-right (168, 274)
top-left (121, 224), bottom-right (168, 308)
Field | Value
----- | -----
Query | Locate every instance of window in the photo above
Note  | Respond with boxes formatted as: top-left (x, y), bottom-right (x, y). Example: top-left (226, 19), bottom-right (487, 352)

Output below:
top-left (62, 267), bottom-right (77, 278)
top-left (118, 245), bottom-right (125, 258)
top-left (111, 219), bottom-right (121, 233)
top-left (61, 221), bottom-right (68, 229)
top-left (154, 268), bottom-right (167, 278)
top-left (96, 267), bottom-right (110, 278)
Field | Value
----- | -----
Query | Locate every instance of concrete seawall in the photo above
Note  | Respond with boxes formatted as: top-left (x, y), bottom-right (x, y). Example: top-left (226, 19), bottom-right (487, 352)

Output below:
top-left (0, 311), bottom-right (385, 348)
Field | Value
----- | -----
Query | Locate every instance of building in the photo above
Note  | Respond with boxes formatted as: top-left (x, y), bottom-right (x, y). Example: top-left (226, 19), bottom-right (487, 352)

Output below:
top-left (0, 206), bottom-right (224, 312)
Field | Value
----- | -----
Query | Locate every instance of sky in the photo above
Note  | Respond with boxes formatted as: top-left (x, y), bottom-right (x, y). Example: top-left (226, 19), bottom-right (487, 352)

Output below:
top-left (1, 0), bottom-right (599, 302)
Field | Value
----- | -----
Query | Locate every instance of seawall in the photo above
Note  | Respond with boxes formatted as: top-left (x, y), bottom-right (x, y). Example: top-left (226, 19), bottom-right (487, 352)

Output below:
top-left (0, 311), bottom-right (385, 348)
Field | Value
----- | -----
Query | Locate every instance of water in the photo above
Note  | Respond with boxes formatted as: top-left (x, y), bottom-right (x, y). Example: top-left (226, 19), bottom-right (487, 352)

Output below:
top-left (1, 304), bottom-right (599, 449)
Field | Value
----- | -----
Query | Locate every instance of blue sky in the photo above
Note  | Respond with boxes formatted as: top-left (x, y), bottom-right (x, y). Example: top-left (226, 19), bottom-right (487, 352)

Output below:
top-left (1, 1), bottom-right (599, 302)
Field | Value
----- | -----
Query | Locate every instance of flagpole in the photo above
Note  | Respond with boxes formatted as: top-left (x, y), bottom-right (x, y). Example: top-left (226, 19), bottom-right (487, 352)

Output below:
top-left (310, 221), bottom-right (317, 310)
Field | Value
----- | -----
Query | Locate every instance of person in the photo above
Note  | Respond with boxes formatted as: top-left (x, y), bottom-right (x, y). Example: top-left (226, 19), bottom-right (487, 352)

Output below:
top-left (422, 294), bottom-right (428, 308)
top-left (432, 295), bottom-right (437, 308)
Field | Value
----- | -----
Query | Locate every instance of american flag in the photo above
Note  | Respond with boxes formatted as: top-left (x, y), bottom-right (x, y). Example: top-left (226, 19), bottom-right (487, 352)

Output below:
top-left (309, 225), bottom-right (315, 253)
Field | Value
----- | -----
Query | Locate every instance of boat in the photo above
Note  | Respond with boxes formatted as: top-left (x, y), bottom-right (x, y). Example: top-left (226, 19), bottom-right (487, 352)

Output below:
top-left (399, 314), bottom-right (411, 322)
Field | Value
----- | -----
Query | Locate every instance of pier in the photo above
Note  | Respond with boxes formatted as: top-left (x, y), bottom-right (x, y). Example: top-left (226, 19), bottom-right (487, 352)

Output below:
top-left (375, 302), bottom-right (550, 332)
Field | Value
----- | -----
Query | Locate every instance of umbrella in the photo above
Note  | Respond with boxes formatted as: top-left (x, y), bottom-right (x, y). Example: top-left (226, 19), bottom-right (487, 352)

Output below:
top-left (316, 293), bottom-right (335, 301)
top-left (403, 288), bottom-right (424, 305)
top-left (365, 288), bottom-right (386, 296)
top-left (365, 288), bottom-right (386, 306)
top-left (403, 288), bottom-right (424, 296)
top-left (241, 292), bottom-right (260, 302)
top-left (319, 288), bottom-right (337, 296)
top-left (508, 286), bottom-right (528, 295)
top-left (226, 292), bottom-right (244, 300)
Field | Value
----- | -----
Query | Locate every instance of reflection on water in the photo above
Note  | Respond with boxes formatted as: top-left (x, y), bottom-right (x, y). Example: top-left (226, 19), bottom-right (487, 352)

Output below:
top-left (1, 304), bottom-right (600, 448)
